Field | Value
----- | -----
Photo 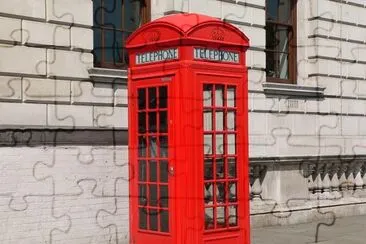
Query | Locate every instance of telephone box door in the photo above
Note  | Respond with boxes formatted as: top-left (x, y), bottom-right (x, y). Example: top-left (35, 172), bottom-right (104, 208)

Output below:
top-left (130, 76), bottom-right (176, 244)
top-left (199, 74), bottom-right (248, 243)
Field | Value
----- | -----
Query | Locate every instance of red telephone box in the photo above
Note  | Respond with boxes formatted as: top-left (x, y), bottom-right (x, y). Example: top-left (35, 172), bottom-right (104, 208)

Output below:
top-left (126, 13), bottom-right (250, 244)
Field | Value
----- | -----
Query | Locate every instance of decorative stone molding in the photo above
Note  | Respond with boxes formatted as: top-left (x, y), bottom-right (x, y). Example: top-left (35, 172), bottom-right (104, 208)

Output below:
top-left (88, 67), bottom-right (128, 84)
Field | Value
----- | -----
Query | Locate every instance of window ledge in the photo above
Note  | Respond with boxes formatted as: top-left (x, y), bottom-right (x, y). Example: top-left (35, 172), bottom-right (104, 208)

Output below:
top-left (262, 82), bottom-right (325, 98)
top-left (88, 68), bottom-right (128, 84)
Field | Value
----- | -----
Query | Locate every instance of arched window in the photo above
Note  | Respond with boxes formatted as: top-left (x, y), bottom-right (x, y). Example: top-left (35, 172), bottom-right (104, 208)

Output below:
top-left (93, 0), bottom-right (150, 69)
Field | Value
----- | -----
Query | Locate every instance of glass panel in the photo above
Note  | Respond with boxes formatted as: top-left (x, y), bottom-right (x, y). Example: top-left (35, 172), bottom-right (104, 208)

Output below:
top-left (159, 136), bottom-right (168, 158)
top-left (278, 0), bottom-right (291, 23)
top-left (215, 134), bottom-right (224, 155)
top-left (228, 205), bottom-right (238, 226)
top-left (159, 86), bottom-right (168, 108)
top-left (104, 0), bottom-right (122, 29)
top-left (204, 134), bottom-right (213, 155)
top-left (227, 87), bottom-right (236, 107)
top-left (227, 134), bottom-right (236, 155)
top-left (149, 136), bottom-right (158, 158)
top-left (138, 160), bottom-right (147, 181)
top-left (138, 112), bottom-right (146, 133)
top-left (215, 110), bottom-right (224, 131)
top-left (266, 0), bottom-right (279, 21)
top-left (138, 89), bottom-right (146, 110)
top-left (160, 210), bottom-right (169, 232)
top-left (204, 158), bottom-right (214, 180)
top-left (149, 184), bottom-right (158, 206)
top-left (216, 183), bottom-right (225, 203)
top-left (149, 209), bottom-right (158, 231)
top-left (148, 87), bottom-right (157, 109)
top-left (204, 183), bottom-right (213, 204)
top-left (138, 184), bottom-right (147, 205)
top-left (113, 32), bottom-right (123, 64)
top-left (216, 206), bottom-right (226, 227)
top-left (227, 111), bottom-right (236, 131)
top-left (228, 158), bottom-right (237, 178)
top-left (148, 112), bottom-right (157, 132)
top-left (149, 161), bottom-right (157, 182)
top-left (160, 161), bottom-right (168, 183)
top-left (139, 207), bottom-right (147, 229)
top-left (103, 30), bottom-right (115, 62)
top-left (204, 110), bottom-right (213, 131)
top-left (160, 185), bottom-right (168, 208)
top-left (93, 28), bottom-right (102, 64)
top-left (159, 111), bottom-right (168, 133)
top-left (215, 85), bottom-right (224, 107)
top-left (215, 158), bottom-right (225, 179)
top-left (93, 0), bottom-right (102, 26)
top-left (138, 136), bottom-right (146, 157)
top-left (124, 0), bottom-right (142, 31)
top-left (205, 207), bottom-right (214, 230)
top-left (203, 84), bottom-right (213, 107)
top-left (228, 182), bottom-right (237, 202)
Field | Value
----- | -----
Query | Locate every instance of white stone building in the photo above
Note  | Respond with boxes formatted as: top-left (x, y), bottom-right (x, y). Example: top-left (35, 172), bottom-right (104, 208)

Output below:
top-left (1, 0), bottom-right (366, 243)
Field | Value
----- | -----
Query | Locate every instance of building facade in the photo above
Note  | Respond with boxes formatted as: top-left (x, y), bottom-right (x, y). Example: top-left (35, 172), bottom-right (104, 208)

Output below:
top-left (1, 0), bottom-right (366, 243)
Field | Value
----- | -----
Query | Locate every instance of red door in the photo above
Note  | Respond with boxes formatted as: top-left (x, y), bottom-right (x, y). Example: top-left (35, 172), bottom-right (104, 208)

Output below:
top-left (198, 73), bottom-right (249, 244)
top-left (130, 76), bottom-right (176, 244)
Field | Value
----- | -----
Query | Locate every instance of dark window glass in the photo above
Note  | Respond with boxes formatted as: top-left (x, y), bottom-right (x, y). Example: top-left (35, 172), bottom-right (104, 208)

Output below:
top-left (160, 185), bottom-right (168, 208)
top-left (160, 161), bottom-right (168, 183)
top-left (138, 89), bottom-right (146, 110)
top-left (204, 158), bottom-right (213, 180)
top-left (159, 111), bottom-right (168, 133)
top-left (148, 87), bottom-right (157, 109)
top-left (149, 209), bottom-right (158, 231)
top-left (160, 210), bottom-right (169, 232)
top-left (138, 112), bottom-right (146, 133)
top-left (159, 86), bottom-right (168, 108)
top-left (149, 184), bottom-right (157, 206)
top-left (138, 160), bottom-right (147, 181)
top-left (138, 184), bottom-right (147, 205)
top-left (139, 207), bottom-right (147, 229)
top-left (138, 136), bottom-right (146, 157)
top-left (159, 136), bottom-right (168, 158)
top-left (149, 161), bottom-right (157, 182)
top-left (93, 0), bottom-right (149, 68)
top-left (148, 112), bottom-right (157, 132)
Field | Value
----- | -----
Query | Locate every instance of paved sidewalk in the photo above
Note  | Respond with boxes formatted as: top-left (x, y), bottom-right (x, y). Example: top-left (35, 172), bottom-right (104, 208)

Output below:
top-left (251, 215), bottom-right (366, 244)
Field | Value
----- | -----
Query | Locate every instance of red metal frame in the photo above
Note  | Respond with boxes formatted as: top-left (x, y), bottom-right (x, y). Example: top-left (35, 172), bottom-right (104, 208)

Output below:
top-left (127, 13), bottom-right (250, 244)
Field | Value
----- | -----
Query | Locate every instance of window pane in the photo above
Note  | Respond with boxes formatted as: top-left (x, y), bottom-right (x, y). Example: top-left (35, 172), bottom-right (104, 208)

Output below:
top-left (160, 210), bottom-right (169, 232)
top-left (159, 86), bottom-right (168, 108)
top-left (149, 136), bottom-right (158, 158)
top-left (159, 111), bottom-right (168, 133)
top-left (215, 110), bottom-right (224, 131)
top-left (216, 206), bottom-right (226, 227)
top-left (205, 207), bottom-right (214, 229)
top-left (138, 160), bottom-right (147, 181)
top-left (139, 207), bottom-right (147, 229)
top-left (204, 183), bottom-right (213, 203)
top-left (203, 84), bottom-right (213, 106)
top-left (138, 112), bottom-right (146, 133)
top-left (204, 110), bottom-right (212, 131)
top-left (228, 182), bottom-right (237, 202)
top-left (124, 0), bottom-right (142, 31)
top-left (204, 158), bottom-right (214, 180)
top-left (148, 87), bottom-right (157, 109)
top-left (160, 185), bottom-right (168, 208)
top-left (227, 111), bottom-right (236, 131)
top-left (149, 184), bottom-right (158, 206)
top-left (138, 184), bottom-right (147, 205)
top-left (217, 183), bottom-right (225, 202)
top-left (278, 0), bottom-right (291, 23)
top-left (228, 205), bottom-right (238, 226)
top-left (215, 85), bottom-right (224, 107)
top-left (149, 209), bottom-right (158, 231)
top-left (204, 134), bottom-right (213, 155)
top-left (227, 134), bottom-right (236, 155)
top-left (228, 158), bottom-right (237, 178)
top-left (216, 158), bottom-right (225, 179)
top-left (148, 112), bottom-right (157, 132)
top-left (149, 161), bottom-right (157, 182)
top-left (103, 0), bottom-right (122, 29)
top-left (266, 0), bottom-right (279, 21)
top-left (160, 161), bottom-right (168, 183)
top-left (138, 136), bottom-right (146, 157)
top-left (215, 134), bottom-right (224, 155)
top-left (93, 28), bottom-right (102, 64)
top-left (138, 89), bottom-right (146, 110)
top-left (227, 87), bottom-right (236, 107)
top-left (159, 136), bottom-right (168, 158)
top-left (103, 30), bottom-right (116, 62)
